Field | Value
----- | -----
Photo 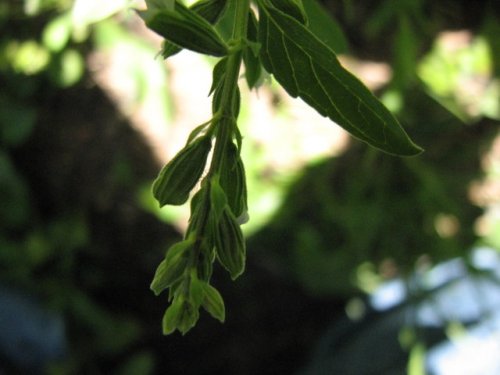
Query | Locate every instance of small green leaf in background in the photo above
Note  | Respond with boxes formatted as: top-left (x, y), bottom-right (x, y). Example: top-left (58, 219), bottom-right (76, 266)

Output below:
top-left (392, 15), bottom-right (418, 89)
top-left (257, 0), bottom-right (423, 156)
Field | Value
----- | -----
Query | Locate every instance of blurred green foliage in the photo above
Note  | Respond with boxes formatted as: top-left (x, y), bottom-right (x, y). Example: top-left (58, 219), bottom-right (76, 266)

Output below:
top-left (0, 0), bottom-right (499, 373)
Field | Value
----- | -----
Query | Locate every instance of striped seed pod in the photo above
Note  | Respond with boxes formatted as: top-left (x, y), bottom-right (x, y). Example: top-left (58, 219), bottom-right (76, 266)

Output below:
top-left (201, 283), bottom-right (225, 322)
top-left (152, 135), bottom-right (212, 207)
top-left (219, 142), bottom-right (248, 222)
top-left (213, 206), bottom-right (246, 280)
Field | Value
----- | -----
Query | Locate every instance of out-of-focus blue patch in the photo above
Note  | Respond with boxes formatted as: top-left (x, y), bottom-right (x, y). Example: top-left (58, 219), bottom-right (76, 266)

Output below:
top-left (0, 285), bottom-right (67, 373)
top-left (300, 248), bottom-right (500, 375)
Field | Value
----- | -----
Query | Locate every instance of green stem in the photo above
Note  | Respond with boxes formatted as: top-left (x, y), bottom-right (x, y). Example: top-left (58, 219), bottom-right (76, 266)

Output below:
top-left (185, 0), bottom-right (251, 275)
top-left (209, 0), bottom-right (250, 173)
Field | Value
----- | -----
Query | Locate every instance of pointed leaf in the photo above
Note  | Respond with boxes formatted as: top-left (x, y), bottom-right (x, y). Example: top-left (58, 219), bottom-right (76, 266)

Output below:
top-left (257, 0), bottom-right (423, 156)
top-left (161, 0), bottom-right (228, 59)
top-left (144, 2), bottom-right (228, 57)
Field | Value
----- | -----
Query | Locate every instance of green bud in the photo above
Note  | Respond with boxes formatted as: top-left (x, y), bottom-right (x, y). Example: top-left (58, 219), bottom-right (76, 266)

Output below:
top-left (210, 175), bottom-right (228, 220)
top-left (150, 238), bottom-right (193, 296)
top-left (196, 244), bottom-right (214, 281)
top-left (152, 135), bottom-right (212, 207)
top-left (162, 296), bottom-right (200, 335)
top-left (202, 283), bottom-right (225, 322)
top-left (162, 296), bottom-right (183, 335)
top-left (219, 142), bottom-right (248, 222)
top-left (189, 273), bottom-right (206, 309)
top-left (213, 206), bottom-right (246, 279)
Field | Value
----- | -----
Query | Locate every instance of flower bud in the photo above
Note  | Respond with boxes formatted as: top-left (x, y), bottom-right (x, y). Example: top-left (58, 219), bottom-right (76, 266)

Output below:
top-left (202, 283), bottom-right (225, 322)
top-left (213, 206), bottom-right (246, 279)
top-left (150, 238), bottom-right (193, 295)
top-left (219, 142), bottom-right (248, 222)
top-left (153, 136), bottom-right (212, 206)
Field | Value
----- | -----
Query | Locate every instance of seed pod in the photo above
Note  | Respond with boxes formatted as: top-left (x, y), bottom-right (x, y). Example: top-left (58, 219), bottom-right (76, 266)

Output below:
top-left (189, 274), bottom-right (205, 309)
top-left (202, 283), bottom-right (225, 322)
top-left (196, 244), bottom-right (214, 281)
top-left (153, 136), bottom-right (212, 207)
top-left (176, 299), bottom-right (200, 335)
top-left (162, 296), bottom-right (183, 335)
top-left (162, 296), bottom-right (199, 335)
top-left (219, 142), bottom-right (248, 221)
top-left (213, 206), bottom-right (246, 280)
top-left (146, 2), bottom-right (228, 57)
top-left (150, 239), bottom-right (193, 295)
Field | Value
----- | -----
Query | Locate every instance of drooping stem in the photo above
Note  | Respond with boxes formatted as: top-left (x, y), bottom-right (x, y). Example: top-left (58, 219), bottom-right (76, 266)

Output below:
top-left (185, 0), bottom-right (251, 271)
top-left (209, 0), bottom-right (250, 173)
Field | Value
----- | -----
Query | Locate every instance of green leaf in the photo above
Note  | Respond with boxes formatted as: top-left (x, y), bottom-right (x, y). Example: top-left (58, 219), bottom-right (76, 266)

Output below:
top-left (268, 0), bottom-right (307, 24)
top-left (161, 0), bottom-right (228, 59)
top-left (257, 0), bottom-right (423, 156)
top-left (144, 2), bottom-right (228, 57)
top-left (201, 283), bottom-right (225, 322)
top-left (209, 57), bottom-right (227, 95)
top-left (146, 0), bottom-right (175, 12)
top-left (152, 135), bottom-right (212, 206)
top-left (190, 0), bottom-right (228, 24)
top-left (302, 0), bottom-right (348, 53)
